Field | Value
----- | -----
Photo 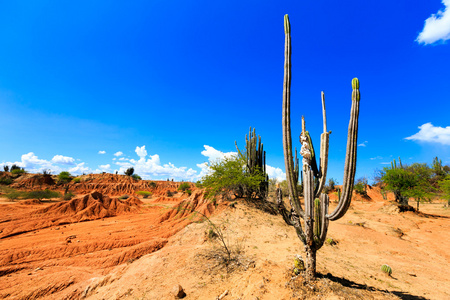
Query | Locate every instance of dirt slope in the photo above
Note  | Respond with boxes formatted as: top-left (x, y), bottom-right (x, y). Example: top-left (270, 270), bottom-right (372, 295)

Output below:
top-left (0, 178), bottom-right (449, 299)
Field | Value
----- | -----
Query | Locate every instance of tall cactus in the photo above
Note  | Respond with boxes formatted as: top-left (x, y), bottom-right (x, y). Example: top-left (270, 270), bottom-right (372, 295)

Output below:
top-left (277, 14), bottom-right (361, 281)
top-left (235, 127), bottom-right (269, 199)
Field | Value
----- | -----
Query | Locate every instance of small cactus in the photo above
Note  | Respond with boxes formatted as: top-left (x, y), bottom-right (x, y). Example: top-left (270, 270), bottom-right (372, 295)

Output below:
top-left (381, 264), bottom-right (392, 276)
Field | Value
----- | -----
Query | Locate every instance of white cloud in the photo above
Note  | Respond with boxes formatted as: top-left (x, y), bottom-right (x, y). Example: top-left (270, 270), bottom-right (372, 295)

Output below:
top-left (135, 146), bottom-right (147, 158)
top-left (99, 164), bottom-right (111, 171)
top-left (201, 145), bottom-right (237, 162)
top-left (266, 165), bottom-right (286, 182)
top-left (405, 122), bottom-right (450, 145)
top-left (51, 155), bottom-right (75, 165)
top-left (417, 0), bottom-right (450, 44)
top-left (68, 162), bottom-right (91, 175)
top-left (358, 141), bottom-right (368, 147)
top-left (98, 150), bottom-right (106, 154)
top-left (114, 151), bottom-right (123, 157)
top-left (370, 156), bottom-right (383, 160)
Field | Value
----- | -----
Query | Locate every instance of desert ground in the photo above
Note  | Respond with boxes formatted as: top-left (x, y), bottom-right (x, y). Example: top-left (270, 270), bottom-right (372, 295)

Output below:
top-left (0, 172), bottom-right (449, 299)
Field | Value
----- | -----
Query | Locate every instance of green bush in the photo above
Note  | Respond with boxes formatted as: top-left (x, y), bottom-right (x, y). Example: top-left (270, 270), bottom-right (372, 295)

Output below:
top-left (11, 169), bottom-right (25, 175)
top-left (0, 177), bottom-right (13, 185)
top-left (72, 177), bottom-right (81, 183)
top-left (62, 192), bottom-right (74, 200)
top-left (26, 189), bottom-right (61, 200)
top-left (353, 181), bottom-right (367, 196)
top-left (166, 190), bottom-right (174, 197)
top-left (132, 174), bottom-right (142, 181)
top-left (136, 191), bottom-right (152, 198)
top-left (5, 190), bottom-right (24, 200)
top-left (201, 155), bottom-right (267, 199)
top-left (149, 181), bottom-right (157, 188)
top-left (185, 189), bottom-right (192, 196)
top-left (178, 182), bottom-right (190, 192)
top-left (58, 171), bottom-right (72, 184)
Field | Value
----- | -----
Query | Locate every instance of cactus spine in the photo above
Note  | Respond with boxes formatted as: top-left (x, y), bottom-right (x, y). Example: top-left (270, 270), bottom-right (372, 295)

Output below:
top-left (236, 127), bottom-right (269, 199)
top-left (277, 14), bottom-right (360, 281)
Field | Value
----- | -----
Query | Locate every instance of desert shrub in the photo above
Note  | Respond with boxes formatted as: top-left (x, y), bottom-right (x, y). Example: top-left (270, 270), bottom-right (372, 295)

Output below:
top-left (201, 155), bottom-right (267, 200)
top-left (10, 164), bottom-right (21, 171)
top-left (3, 165), bottom-right (9, 172)
top-left (0, 177), bottom-right (13, 185)
top-left (136, 191), bottom-right (152, 198)
top-left (62, 192), bottom-right (74, 200)
top-left (438, 175), bottom-right (450, 205)
top-left (5, 190), bottom-right (24, 200)
top-left (26, 189), bottom-right (60, 200)
top-left (72, 177), bottom-right (81, 183)
top-left (58, 171), bottom-right (72, 184)
top-left (119, 194), bottom-right (130, 199)
top-left (131, 174), bottom-right (142, 181)
top-left (353, 181), bottom-right (367, 196)
top-left (354, 177), bottom-right (368, 196)
top-left (11, 168), bottom-right (25, 175)
top-left (195, 181), bottom-right (203, 188)
top-left (185, 189), bottom-right (192, 196)
top-left (149, 181), bottom-right (157, 188)
top-left (42, 169), bottom-right (51, 175)
top-left (178, 182), bottom-right (190, 192)
top-left (125, 167), bottom-right (134, 176)
top-left (166, 190), bottom-right (174, 197)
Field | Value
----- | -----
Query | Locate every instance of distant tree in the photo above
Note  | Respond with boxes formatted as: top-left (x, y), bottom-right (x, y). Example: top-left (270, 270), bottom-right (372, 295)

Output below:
top-left (354, 177), bottom-right (368, 197)
top-left (10, 164), bottom-right (20, 171)
top-left (382, 167), bottom-right (416, 206)
top-left (125, 167), bottom-right (134, 176)
top-left (3, 165), bottom-right (9, 172)
top-left (438, 175), bottom-right (450, 206)
top-left (58, 171), bottom-right (72, 184)
top-left (178, 182), bottom-right (191, 192)
top-left (432, 156), bottom-right (446, 179)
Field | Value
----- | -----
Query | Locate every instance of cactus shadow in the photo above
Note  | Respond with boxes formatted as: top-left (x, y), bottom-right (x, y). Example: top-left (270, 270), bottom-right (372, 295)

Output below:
top-left (240, 197), bottom-right (279, 215)
top-left (318, 273), bottom-right (429, 300)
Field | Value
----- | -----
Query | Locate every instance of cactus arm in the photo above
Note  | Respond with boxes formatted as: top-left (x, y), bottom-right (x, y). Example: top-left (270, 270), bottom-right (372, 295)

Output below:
top-left (305, 131), bottom-right (321, 178)
top-left (303, 167), bottom-right (314, 244)
top-left (315, 91), bottom-right (330, 197)
top-left (316, 193), bottom-right (330, 250)
top-left (327, 78), bottom-right (360, 221)
top-left (282, 14), bottom-right (304, 218)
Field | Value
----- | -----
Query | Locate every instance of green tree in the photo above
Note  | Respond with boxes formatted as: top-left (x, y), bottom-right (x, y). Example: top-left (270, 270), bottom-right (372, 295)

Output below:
top-left (58, 171), bottom-right (72, 184)
top-left (200, 155), bottom-right (266, 200)
top-left (438, 175), bottom-right (450, 206)
top-left (125, 167), bottom-right (134, 176)
top-left (382, 167), bottom-right (416, 206)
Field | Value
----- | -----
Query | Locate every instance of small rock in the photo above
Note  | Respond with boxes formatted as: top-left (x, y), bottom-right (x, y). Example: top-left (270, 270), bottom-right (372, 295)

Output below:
top-left (171, 284), bottom-right (186, 298)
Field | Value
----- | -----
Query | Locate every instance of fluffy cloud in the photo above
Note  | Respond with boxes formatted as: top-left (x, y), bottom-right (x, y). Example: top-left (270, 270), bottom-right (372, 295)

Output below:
top-left (99, 164), bottom-right (111, 172)
top-left (51, 155), bottom-right (75, 165)
top-left (135, 146), bottom-right (147, 158)
top-left (114, 151), bottom-right (123, 157)
top-left (98, 150), bottom-right (106, 154)
top-left (405, 122), bottom-right (450, 145)
top-left (114, 146), bottom-right (197, 181)
top-left (2, 152), bottom-right (91, 175)
top-left (266, 165), bottom-right (286, 182)
top-left (416, 0), bottom-right (450, 44)
top-left (201, 145), bottom-right (237, 162)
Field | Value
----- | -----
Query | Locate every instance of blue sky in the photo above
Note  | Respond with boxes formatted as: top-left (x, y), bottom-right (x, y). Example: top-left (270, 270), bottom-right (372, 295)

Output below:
top-left (1, 0), bottom-right (450, 183)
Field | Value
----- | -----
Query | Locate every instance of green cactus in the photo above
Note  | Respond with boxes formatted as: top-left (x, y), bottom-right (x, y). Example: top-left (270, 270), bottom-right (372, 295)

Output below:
top-left (235, 127), bottom-right (269, 199)
top-left (277, 14), bottom-right (361, 281)
top-left (381, 264), bottom-right (392, 276)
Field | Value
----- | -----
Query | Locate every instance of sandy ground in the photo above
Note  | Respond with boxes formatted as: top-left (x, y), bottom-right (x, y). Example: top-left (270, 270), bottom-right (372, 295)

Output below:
top-left (1, 183), bottom-right (449, 299)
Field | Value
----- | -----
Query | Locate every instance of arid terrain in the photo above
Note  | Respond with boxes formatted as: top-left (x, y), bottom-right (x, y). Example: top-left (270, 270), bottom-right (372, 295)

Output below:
top-left (0, 172), bottom-right (449, 299)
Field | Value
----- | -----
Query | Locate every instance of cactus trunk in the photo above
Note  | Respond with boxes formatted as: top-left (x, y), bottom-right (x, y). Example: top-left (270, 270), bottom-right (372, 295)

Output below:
top-left (278, 14), bottom-right (360, 281)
